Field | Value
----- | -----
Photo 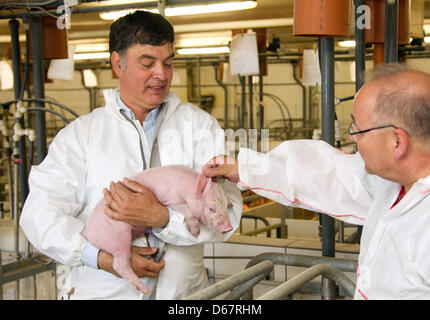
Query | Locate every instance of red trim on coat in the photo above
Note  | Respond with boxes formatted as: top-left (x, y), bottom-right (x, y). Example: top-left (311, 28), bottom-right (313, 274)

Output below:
top-left (239, 180), bottom-right (365, 221)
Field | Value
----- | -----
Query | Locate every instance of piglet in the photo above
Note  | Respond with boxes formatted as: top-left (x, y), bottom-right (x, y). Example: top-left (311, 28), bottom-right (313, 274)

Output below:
top-left (82, 165), bottom-right (233, 294)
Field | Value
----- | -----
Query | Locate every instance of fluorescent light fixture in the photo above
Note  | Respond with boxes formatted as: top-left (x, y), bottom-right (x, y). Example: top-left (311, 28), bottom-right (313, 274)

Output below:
top-left (99, 9), bottom-right (139, 20)
top-left (175, 31), bottom-right (232, 48)
top-left (177, 46), bottom-right (230, 55)
top-left (338, 40), bottom-right (356, 48)
top-left (74, 43), bottom-right (109, 53)
top-left (73, 52), bottom-right (110, 60)
top-left (99, 1), bottom-right (257, 20)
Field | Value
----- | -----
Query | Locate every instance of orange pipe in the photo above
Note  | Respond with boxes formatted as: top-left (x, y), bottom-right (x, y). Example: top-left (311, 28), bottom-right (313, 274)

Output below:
top-left (293, 0), bottom-right (351, 37)
top-left (365, 0), bottom-right (409, 45)
top-left (373, 43), bottom-right (385, 66)
top-left (42, 16), bottom-right (68, 59)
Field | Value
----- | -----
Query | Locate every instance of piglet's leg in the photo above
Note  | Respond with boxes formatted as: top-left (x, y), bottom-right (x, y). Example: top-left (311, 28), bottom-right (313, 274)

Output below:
top-left (170, 204), bottom-right (200, 237)
top-left (108, 222), bottom-right (149, 294)
top-left (112, 251), bottom-right (149, 294)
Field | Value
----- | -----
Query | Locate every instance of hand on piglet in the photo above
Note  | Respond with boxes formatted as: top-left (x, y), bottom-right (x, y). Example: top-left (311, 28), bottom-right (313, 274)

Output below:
top-left (103, 178), bottom-right (169, 228)
top-left (203, 155), bottom-right (240, 183)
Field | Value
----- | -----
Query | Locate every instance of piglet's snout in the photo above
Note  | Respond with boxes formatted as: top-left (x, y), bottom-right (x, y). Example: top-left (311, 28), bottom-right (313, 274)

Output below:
top-left (218, 219), bottom-right (233, 234)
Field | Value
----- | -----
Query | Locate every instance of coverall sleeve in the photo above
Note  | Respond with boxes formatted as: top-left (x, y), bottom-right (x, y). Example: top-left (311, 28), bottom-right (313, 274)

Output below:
top-left (237, 139), bottom-right (375, 225)
top-left (20, 120), bottom-right (88, 266)
top-left (153, 114), bottom-right (242, 245)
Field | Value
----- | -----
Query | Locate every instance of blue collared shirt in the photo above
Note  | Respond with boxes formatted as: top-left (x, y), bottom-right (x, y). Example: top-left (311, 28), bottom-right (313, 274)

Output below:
top-left (116, 92), bottom-right (161, 149)
top-left (81, 92), bottom-right (162, 269)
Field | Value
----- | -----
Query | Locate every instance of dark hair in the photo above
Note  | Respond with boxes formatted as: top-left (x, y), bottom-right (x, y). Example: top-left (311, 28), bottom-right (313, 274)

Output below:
top-left (109, 10), bottom-right (174, 56)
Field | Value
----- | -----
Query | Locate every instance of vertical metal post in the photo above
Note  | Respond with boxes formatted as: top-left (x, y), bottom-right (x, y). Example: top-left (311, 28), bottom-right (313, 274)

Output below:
top-left (320, 37), bottom-right (336, 300)
top-left (9, 19), bottom-right (29, 205)
top-left (248, 75), bottom-right (253, 129)
top-left (197, 57), bottom-right (201, 108)
top-left (292, 62), bottom-right (306, 133)
top-left (31, 17), bottom-right (47, 163)
top-left (385, 0), bottom-right (398, 63)
top-left (355, 0), bottom-right (366, 242)
top-left (214, 65), bottom-right (228, 129)
top-left (258, 63), bottom-right (264, 144)
top-left (0, 249), bottom-right (3, 300)
top-left (240, 76), bottom-right (246, 129)
top-left (355, 0), bottom-right (366, 91)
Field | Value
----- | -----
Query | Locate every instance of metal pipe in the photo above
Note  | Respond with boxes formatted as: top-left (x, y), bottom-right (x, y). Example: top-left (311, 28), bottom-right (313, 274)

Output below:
top-left (385, 0), bottom-right (398, 63)
top-left (258, 61), bottom-right (264, 142)
top-left (240, 76), bottom-right (246, 129)
top-left (197, 57), bottom-right (201, 108)
top-left (0, 249), bottom-right (2, 299)
top-left (248, 75), bottom-right (253, 129)
top-left (240, 252), bottom-right (356, 299)
top-left (184, 260), bottom-right (274, 300)
top-left (9, 19), bottom-right (29, 210)
top-left (354, 0), bottom-right (366, 91)
top-left (257, 264), bottom-right (356, 300)
top-left (26, 108), bottom-right (71, 125)
top-left (319, 36), bottom-right (337, 299)
top-left (291, 62), bottom-right (306, 130)
top-left (213, 65), bottom-right (228, 129)
top-left (224, 273), bottom-right (267, 300)
top-left (12, 144), bottom-right (20, 299)
top-left (355, 0), bottom-right (366, 241)
top-left (240, 214), bottom-right (271, 237)
top-left (242, 222), bottom-right (285, 237)
top-left (30, 17), bottom-right (47, 164)
top-left (2, 98), bottom-right (79, 119)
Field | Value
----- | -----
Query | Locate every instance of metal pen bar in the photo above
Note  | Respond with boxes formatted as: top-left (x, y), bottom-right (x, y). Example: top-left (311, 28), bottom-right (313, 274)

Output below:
top-left (257, 264), bottom-right (356, 300)
top-left (184, 260), bottom-right (274, 300)
top-left (30, 17), bottom-right (47, 164)
top-left (240, 252), bottom-right (357, 299)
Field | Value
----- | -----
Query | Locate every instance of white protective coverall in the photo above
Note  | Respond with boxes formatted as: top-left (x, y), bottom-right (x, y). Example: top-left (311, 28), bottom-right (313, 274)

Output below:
top-left (20, 89), bottom-right (242, 300)
top-left (238, 139), bottom-right (430, 300)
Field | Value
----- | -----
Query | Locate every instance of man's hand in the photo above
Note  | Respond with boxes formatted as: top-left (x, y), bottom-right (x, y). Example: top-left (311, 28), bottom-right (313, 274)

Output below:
top-left (203, 155), bottom-right (240, 183)
top-left (103, 178), bottom-right (169, 228)
top-left (98, 246), bottom-right (165, 278)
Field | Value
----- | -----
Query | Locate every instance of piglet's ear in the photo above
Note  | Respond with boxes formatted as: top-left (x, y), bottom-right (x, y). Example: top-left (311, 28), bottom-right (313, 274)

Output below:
top-left (195, 172), bottom-right (208, 198)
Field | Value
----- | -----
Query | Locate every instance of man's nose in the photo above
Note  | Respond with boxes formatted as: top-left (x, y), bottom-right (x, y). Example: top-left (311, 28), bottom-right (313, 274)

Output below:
top-left (153, 63), bottom-right (168, 80)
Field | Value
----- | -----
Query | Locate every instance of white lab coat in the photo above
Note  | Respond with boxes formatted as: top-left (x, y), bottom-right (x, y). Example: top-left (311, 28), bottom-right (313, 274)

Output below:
top-left (20, 89), bottom-right (242, 300)
top-left (237, 139), bottom-right (430, 299)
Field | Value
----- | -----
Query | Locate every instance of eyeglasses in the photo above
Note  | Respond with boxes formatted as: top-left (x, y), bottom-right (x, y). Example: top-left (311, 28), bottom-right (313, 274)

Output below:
top-left (349, 122), bottom-right (397, 141)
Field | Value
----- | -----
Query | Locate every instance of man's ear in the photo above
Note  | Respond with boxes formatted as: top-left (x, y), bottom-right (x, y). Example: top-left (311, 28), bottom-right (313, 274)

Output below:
top-left (111, 51), bottom-right (123, 78)
top-left (393, 128), bottom-right (409, 160)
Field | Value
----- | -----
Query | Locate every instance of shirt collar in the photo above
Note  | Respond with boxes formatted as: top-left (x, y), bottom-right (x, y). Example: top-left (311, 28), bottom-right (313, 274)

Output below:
top-left (116, 91), bottom-right (161, 125)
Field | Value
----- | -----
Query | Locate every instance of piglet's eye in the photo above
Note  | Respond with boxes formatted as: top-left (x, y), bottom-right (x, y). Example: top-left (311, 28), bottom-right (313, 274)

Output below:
top-left (209, 208), bottom-right (215, 212)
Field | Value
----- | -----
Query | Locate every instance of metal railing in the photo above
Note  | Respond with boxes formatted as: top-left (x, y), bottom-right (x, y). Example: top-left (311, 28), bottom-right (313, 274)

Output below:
top-left (237, 252), bottom-right (357, 300)
top-left (184, 260), bottom-right (274, 300)
top-left (257, 264), bottom-right (356, 300)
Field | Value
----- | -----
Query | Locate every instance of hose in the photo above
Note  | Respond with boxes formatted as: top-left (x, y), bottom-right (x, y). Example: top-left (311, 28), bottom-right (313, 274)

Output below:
top-left (2, 98), bottom-right (79, 119)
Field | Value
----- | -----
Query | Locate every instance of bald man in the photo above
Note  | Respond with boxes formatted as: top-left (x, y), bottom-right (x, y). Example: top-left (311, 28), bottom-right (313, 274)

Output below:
top-left (204, 64), bottom-right (430, 299)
